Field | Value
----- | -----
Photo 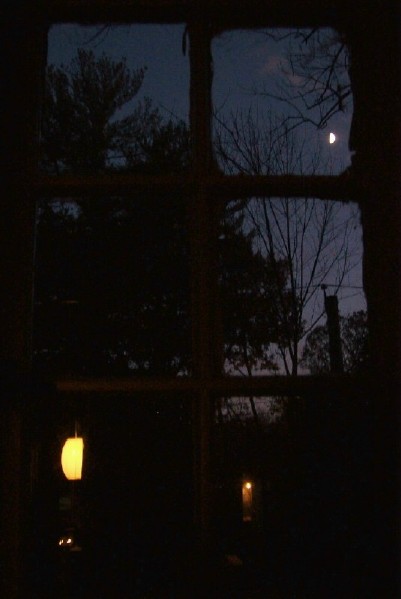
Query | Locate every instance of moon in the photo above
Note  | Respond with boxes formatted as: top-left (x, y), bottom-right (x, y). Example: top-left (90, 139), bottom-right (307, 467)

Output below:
top-left (329, 132), bottom-right (336, 144)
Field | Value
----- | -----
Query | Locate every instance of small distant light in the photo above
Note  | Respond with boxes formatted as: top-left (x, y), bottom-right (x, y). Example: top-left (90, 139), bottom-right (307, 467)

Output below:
top-left (329, 132), bottom-right (336, 144)
top-left (59, 534), bottom-right (75, 547)
top-left (245, 482), bottom-right (252, 490)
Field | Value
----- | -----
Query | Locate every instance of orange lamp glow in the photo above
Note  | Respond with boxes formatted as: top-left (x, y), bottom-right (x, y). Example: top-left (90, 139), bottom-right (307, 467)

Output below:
top-left (61, 437), bottom-right (84, 480)
top-left (242, 480), bottom-right (253, 522)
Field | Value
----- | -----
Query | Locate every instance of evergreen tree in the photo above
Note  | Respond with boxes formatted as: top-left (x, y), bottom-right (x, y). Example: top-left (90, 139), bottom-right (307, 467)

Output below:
top-left (35, 49), bottom-right (288, 376)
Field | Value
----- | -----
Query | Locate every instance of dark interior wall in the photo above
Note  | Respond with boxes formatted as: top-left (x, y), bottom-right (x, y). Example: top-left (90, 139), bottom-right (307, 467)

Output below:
top-left (346, 5), bottom-right (401, 594)
top-left (0, 5), bottom-right (47, 598)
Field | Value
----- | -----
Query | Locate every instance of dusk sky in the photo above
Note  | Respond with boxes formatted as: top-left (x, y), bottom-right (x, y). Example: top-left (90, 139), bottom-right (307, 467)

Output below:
top-left (47, 23), bottom-right (352, 171)
top-left (47, 23), bottom-right (365, 322)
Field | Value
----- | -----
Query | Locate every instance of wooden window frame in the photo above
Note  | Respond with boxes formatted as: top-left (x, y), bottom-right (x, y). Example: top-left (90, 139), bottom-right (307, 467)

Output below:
top-left (1, 1), bottom-right (400, 596)
top-left (4, 1), bottom-right (371, 530)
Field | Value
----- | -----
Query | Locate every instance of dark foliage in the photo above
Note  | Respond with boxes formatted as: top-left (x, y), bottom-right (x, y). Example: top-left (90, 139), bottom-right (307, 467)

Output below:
top-left (301, 309), bottom-right (369, 374)
top-left (35, 50), bottom-right (289, 377)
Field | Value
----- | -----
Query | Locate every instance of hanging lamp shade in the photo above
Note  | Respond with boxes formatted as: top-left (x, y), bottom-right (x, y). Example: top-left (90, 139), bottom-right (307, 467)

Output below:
top-left (61, 437), bottom-right (84, 480)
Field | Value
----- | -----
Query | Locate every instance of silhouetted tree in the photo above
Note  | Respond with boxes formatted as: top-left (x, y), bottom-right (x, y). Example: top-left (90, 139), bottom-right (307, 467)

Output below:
top-left (41, 49), bottom-right (190, 174)
top-left (220, 204), bottom-right (289, 376)
top-left (301, 309), bottom-right (369, 374)
top-left (215, 112), bottom-right (360, 375)
top-left (35, 50), bottom-right (289, 377)
top-left (254, 28), bottom-right (351, 134)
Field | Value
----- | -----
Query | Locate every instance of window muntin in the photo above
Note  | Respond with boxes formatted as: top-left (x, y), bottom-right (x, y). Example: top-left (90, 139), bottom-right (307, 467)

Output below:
top-left (36, 23), bottom-right (361, 383)
top-left (36, 20), bottom-right (362, 586)
top-left (3, 4), bottom-right (394, 589)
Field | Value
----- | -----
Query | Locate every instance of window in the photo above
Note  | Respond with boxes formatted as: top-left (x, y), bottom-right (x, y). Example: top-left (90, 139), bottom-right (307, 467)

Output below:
top-left (1, 2), bottom-right (400, 597)
top-left (34, 19), bottom-right (364, 592)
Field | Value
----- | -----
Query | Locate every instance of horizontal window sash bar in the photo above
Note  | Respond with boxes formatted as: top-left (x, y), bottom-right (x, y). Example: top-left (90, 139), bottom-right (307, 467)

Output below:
top-left (37, 1), bottom-right (188, 25)
top-left (33, 173), bottom-right (355, 201)
top-left (207, 173), bottom-right (355, 202)
top-left (55, 373), bottom-right (366, 397)
top-left (36, 1), bottom-right (342, 29)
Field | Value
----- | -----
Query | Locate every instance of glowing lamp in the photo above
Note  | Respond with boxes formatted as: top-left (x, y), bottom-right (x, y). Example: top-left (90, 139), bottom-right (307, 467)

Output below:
top-left (242, 480), bottom-right (253, 522)
top-left (61, 437), bottom-right (84, 480)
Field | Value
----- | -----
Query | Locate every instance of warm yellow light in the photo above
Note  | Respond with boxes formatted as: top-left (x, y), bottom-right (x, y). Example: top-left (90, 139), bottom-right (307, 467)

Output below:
top-left (242, 480), bottom-right (253, 522)
top-left (61, 437), bottom-right (84, 480)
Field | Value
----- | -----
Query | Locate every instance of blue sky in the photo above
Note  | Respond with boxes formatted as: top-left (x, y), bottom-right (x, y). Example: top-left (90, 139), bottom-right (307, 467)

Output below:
top-left (48, 23), bottom-right (352, 173)
top-left (212, 29), bottom-right (353, 173)
top-left (48, 24), bottom-right (190, 120)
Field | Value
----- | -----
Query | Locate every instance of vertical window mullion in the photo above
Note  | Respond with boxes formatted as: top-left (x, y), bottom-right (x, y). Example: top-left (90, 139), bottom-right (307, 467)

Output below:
top-left (189, 19), bottom-right (214, 174)
top-left (188, 19), bottom-right (216, 544)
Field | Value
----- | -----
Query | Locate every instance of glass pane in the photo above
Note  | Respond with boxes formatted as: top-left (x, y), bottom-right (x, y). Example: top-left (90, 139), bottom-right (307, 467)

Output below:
top-left (33, 194), bottom-right (191, 376)
top-left (31, 393), bottom-right (193, 597)
top-left (213, 28), bottom-right (352, 175)
top-left (212, 391), bottom-right (374, 595)
top-left (213, 394), bottom-right (291, 593)
top-left (219, 197), bottom-right (366, 375)
top-left (42, 24), bottom-right (189, 174)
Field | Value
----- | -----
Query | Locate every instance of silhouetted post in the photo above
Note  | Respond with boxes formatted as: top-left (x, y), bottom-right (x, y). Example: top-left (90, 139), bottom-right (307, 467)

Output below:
top-left (322, 287), bottom-right (344, 374)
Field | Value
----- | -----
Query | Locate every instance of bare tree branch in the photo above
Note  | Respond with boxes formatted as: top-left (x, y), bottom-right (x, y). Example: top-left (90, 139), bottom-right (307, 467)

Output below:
top-left (214, 109), bottom-right (361, 375)
top-left (253, 28), bottom-right (351, 132)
